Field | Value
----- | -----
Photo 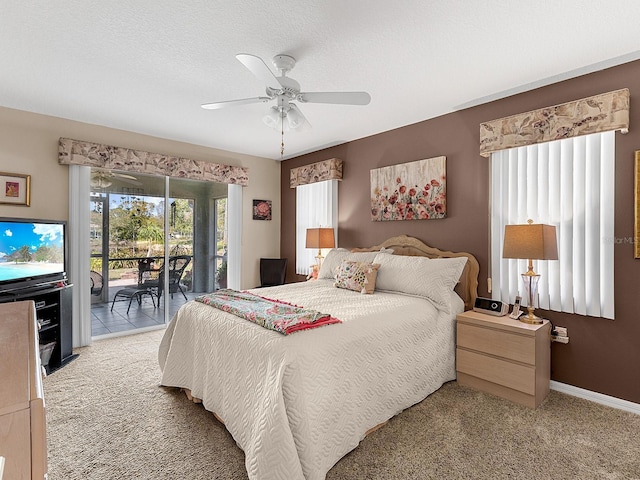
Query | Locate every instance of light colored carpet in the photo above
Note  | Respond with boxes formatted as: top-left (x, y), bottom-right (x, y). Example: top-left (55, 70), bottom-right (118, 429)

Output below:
top-left (44, 329), bottom-right (640, 480)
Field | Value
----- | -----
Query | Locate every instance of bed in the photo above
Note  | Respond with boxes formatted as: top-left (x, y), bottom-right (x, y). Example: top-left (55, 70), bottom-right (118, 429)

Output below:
top-left (158, 235), bottom-right (479, 480)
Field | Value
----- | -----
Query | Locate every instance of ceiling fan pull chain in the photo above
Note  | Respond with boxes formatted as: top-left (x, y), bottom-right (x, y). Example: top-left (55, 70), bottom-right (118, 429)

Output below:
top-left (281, 109), bottom-right (285, 159)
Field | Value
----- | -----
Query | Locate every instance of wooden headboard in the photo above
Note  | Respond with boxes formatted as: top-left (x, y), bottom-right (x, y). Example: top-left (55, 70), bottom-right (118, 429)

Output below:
top-left (351, 235), bottom-right (479, 311)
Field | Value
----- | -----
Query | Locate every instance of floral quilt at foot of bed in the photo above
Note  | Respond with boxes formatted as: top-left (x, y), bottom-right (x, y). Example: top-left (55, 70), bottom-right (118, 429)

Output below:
top-left (195, 289), bottom-right (342, 334)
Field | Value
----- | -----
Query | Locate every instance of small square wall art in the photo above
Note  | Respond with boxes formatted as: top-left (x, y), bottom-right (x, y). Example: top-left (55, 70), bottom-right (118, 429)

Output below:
top-left (370, 156), bottom-right (446, 221)
top-left (0, 171), bottom-right (31, 206)
top-left (253, 199), bottom-right (272, 220)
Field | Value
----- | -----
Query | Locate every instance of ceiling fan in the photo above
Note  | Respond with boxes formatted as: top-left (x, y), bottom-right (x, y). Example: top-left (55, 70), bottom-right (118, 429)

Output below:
top-left (201, 53), bottom-right (371, 132)
top-left (90, 170), bottom-right (142, 189)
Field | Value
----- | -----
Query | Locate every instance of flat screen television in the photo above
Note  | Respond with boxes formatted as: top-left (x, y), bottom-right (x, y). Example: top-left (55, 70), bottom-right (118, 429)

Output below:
top-left (0, 217), bottom-right (67, 293)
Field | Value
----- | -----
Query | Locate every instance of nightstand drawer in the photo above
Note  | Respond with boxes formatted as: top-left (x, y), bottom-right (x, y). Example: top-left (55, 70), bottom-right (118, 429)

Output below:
top-left (457, 322), bottom-right (535, 365)
top-left (457, 348), bottom-right (536, 395)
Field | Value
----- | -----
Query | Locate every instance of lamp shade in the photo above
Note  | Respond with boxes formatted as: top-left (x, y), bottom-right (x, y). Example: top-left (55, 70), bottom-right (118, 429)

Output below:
top-left (502, 223), bottom-right (558, 260)
top-left (305, 228), bottom-right (335, 249)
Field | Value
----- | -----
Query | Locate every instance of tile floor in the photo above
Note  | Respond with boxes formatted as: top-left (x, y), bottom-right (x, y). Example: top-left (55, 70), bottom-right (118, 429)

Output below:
top-left (91, 291), bottom-right (200, 337)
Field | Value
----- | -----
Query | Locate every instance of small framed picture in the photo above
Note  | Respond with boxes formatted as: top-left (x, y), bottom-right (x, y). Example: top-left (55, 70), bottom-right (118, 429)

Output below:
top-left (253, 199), bottom-right (272, 221)
top-left (0, 172), bottom-right (31, 206)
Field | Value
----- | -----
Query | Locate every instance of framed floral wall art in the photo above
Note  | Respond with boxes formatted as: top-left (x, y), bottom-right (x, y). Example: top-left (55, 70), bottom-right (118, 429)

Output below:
top-left (253, 199), bottom-right (272, 221)
top-left (370, 156), bottom-right (446, 221)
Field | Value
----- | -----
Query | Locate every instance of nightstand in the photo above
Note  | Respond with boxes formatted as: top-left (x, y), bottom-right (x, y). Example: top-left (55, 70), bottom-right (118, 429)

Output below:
top-left (456, 310), bottom-right (551, 409)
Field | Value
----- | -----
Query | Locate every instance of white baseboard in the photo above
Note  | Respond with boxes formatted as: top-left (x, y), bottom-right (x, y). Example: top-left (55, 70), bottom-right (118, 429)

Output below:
top-left (550, 381), bottom-right (640, 416)
top-left (92, 324), bottom-right (167, 342)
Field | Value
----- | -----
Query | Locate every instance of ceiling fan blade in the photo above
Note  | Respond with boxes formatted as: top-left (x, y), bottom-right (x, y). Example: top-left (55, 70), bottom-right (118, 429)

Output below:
top-left (116, 176), bottom-right (143, 186)
top-left (91, 170), bottom-right (142, 187)
top-left (236, 53), bottom-right (281, 90)
top-left (298, 91), bottom-right (371, 105)
top-left (112, 172), bottom-right (142, 185)
top-left (201, 97), bottom-right (271, 110)
top-left (113, 172), bottom-right (138, 180)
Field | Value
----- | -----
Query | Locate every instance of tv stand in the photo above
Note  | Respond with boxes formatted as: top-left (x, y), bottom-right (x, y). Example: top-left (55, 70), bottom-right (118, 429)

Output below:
top-left (0, 282), bottom-right (76, 374)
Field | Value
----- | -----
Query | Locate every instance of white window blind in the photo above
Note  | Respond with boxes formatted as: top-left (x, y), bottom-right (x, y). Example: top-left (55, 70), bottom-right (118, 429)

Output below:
top-left (227, 184), bottom-right (242, 290)
top-left (490, 131), bottom-right (615, 319)
top-left (69, 165), bottom-right (92, 347)
top-left (296, 180), bottom-right (338, 275)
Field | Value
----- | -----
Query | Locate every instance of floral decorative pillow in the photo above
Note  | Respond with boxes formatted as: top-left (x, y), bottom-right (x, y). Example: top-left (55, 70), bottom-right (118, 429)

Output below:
top-left (334, 260), bottom-right (381, 294)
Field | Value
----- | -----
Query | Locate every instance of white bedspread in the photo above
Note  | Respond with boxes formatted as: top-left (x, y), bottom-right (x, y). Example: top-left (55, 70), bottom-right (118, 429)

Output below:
top-left (158, 279), bottom-right (461, 480)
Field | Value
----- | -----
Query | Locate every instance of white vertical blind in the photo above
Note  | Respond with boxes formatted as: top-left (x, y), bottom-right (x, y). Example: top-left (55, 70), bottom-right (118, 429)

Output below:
top-left (490, 131), bottom-right (615, 319)
top-left (69, 165), bottom-right (92, 347)
top-left (295, 180), bottom-right (338, 275)
top-left (227, 184), bottom-right (242, 290)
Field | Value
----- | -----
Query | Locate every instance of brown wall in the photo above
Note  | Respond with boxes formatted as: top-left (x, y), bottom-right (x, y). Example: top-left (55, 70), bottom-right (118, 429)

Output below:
top-left (281, 59), bottom-right (640, 405)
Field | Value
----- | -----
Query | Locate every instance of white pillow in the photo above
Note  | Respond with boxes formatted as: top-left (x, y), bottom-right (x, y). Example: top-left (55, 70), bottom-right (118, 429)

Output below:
top-left (318, 249), bottom-right (383, 279)
top-left (347, 251), bottom-right (380, 262)
top-left (318, 248), bottom-right (350, 279)
top-left (373, 253), bottom-right (467, 312)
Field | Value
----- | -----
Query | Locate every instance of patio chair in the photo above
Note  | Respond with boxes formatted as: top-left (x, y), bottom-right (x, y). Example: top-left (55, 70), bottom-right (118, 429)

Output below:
top-left (110, 258), bottom-right (157, 314)
top-left (144, 255), bottom-right (192, 302)
top-left (90, 270), bottom-right (103, 296)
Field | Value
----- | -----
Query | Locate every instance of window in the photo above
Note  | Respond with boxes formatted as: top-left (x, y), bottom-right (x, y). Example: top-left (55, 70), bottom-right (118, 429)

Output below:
top-left (490, 131), bottom-right (615, 319)
top-left (295, 180), bottom-right (338, 275)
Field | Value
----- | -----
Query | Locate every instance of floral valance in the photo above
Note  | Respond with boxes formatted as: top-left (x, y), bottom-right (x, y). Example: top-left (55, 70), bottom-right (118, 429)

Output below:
top-left (58, 137), bottom-right (249, 186)
top-left (479, 88), bottom-right (630, 157)
top-left (289, 158), bottom-right (343, 188)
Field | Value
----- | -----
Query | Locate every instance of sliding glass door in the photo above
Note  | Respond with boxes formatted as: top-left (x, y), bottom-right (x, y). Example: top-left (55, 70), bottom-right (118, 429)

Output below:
top-left (89, 168), bottom-right (227, 337)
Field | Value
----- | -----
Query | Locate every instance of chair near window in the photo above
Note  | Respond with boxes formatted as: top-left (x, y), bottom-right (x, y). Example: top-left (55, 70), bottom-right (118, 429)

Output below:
top-left (89, 270), bottom-right (103, 297)
top-left (110, 258), bottom-right (157, 314)
top-left (144, 255), bottom-right (192, 302)
top-left (259, 258), bottom-right (288, 287)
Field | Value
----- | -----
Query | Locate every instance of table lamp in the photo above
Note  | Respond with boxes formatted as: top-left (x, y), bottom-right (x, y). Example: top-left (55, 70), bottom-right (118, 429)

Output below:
top-left (502, 219), bottom-right (558, 324)
top-left (305, 228), bottom-right (335, 270)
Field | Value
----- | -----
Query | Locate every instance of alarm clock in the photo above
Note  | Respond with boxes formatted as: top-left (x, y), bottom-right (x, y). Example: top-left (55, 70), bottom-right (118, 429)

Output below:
top-left (473, 297), bottom-right (509, 316)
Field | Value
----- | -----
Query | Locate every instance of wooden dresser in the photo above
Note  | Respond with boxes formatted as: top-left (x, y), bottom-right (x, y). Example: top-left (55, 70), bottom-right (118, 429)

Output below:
top-left (0, 301), bottom-right (48, 479)
top-left (456, 310), bottom-right (551, 409)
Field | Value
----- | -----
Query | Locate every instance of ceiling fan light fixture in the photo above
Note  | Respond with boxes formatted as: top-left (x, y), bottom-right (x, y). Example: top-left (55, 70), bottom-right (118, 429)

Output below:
top-left (263, 106), bottom-right (300, 132)
top-left (286, 104), bottom-right (304, 130)
top-left (91, 177), bottom-right (112, 189)
top-left (263, 106), bottom-right (287, 130)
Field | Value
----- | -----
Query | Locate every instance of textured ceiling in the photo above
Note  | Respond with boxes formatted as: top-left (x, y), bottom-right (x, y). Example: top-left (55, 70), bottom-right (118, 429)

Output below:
top-left (2, 1), bottom-right (640, 160)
